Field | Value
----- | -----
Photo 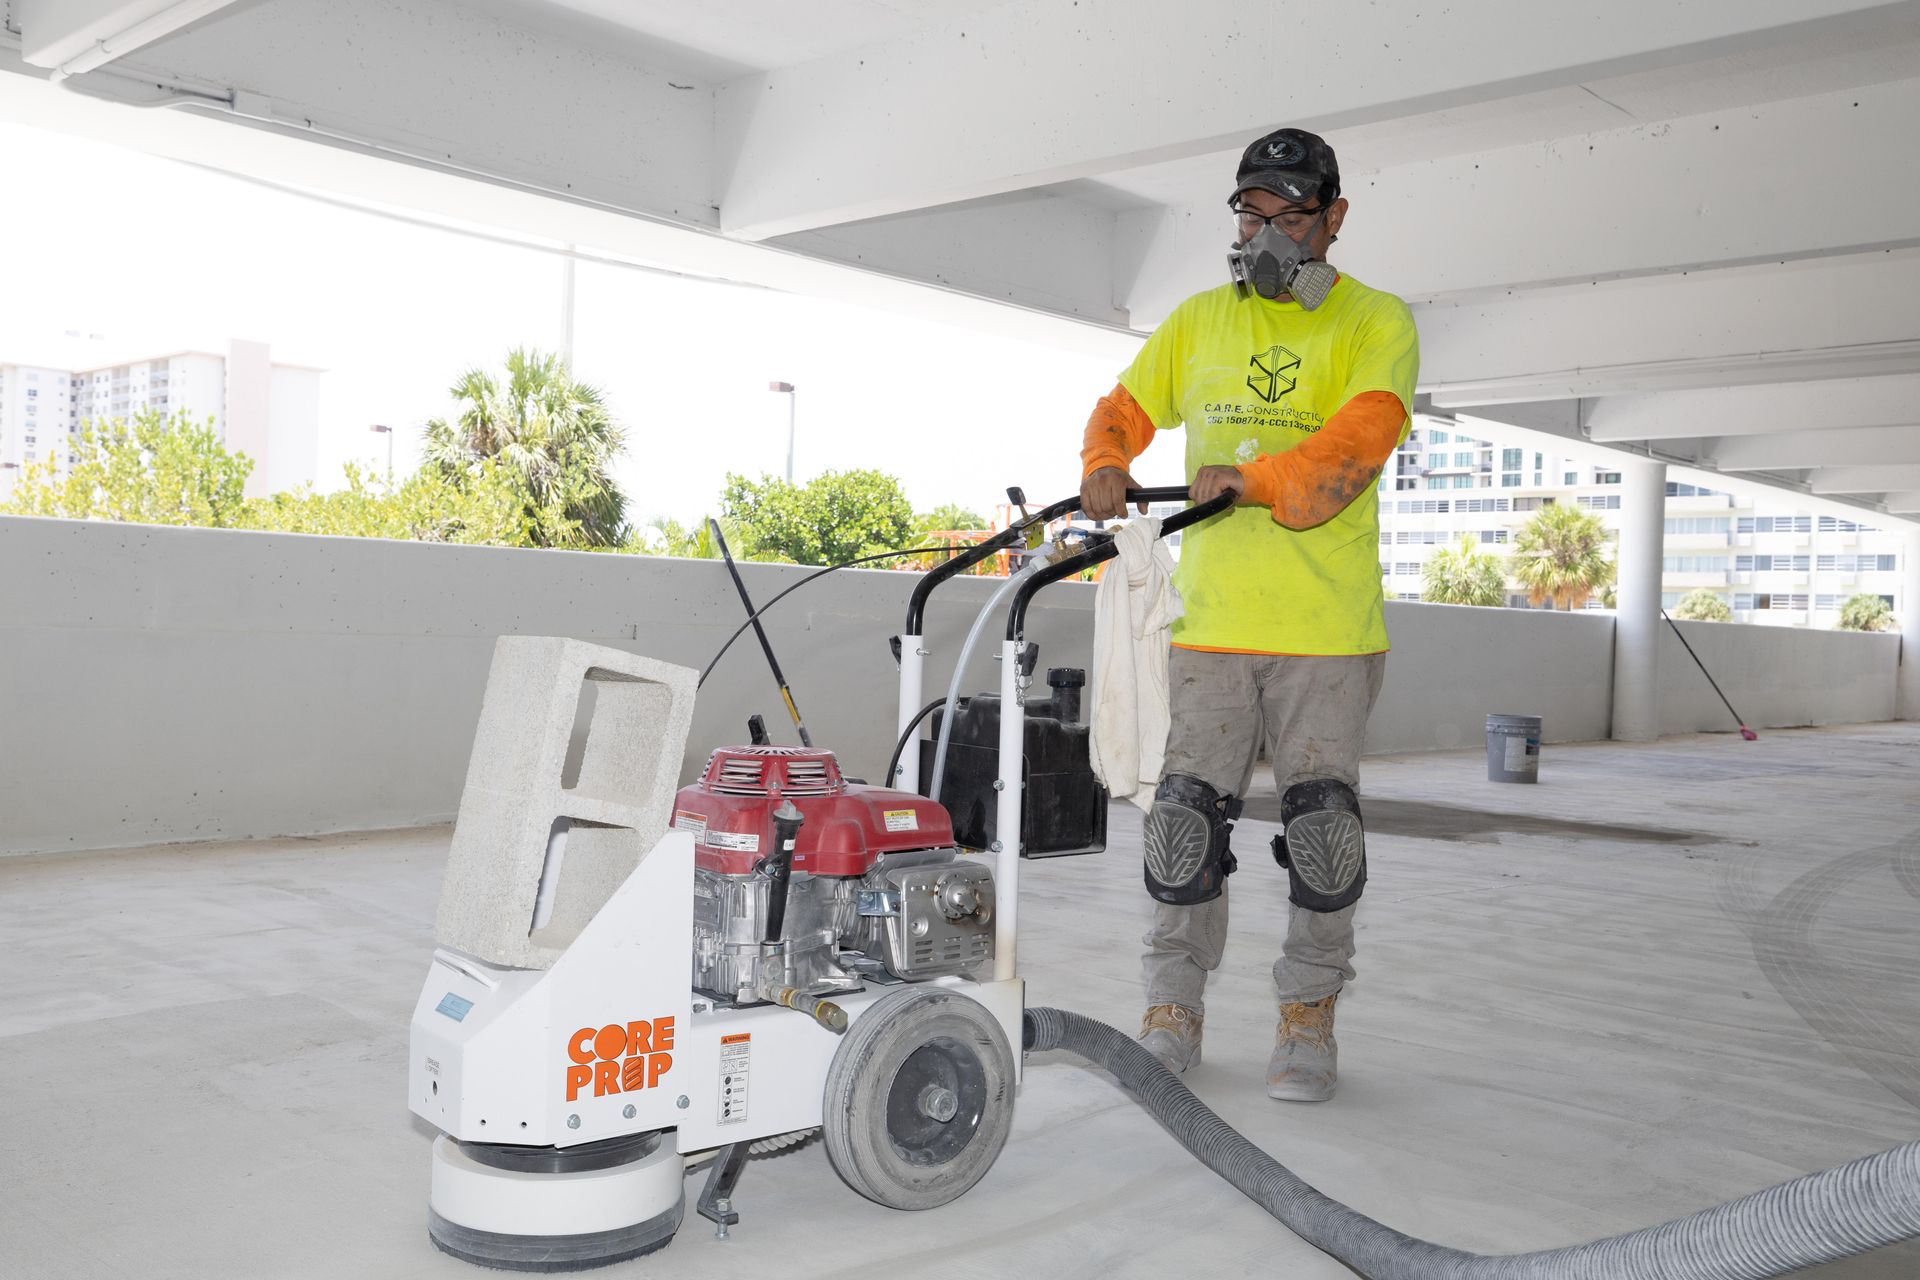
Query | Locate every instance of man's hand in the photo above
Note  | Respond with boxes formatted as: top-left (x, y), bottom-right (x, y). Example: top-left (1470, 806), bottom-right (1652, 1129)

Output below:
top-left (1191, 464), bottom-right (1249, 506)
top-left (1082, 466), bottom-right (1146, 520)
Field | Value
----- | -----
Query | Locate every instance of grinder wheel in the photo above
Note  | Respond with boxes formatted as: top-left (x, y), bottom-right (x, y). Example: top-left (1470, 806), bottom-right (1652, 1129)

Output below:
top-left (822, 986), bottom-right (1015, 1211)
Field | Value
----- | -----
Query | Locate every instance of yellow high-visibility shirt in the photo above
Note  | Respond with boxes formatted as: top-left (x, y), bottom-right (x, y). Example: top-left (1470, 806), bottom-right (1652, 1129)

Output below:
top-left (1118, 275), bottom-right (1420, 655)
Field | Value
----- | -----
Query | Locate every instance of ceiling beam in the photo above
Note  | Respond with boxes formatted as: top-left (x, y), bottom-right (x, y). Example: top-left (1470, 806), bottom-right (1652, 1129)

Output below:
top-left (1711, 424), bottom-right (1920, 470)
top-left (11, 0), bottom-right (722, 227)
top-left (1582, 375), bottom-right (1920, 442)
top-left (1882, 490), bottom-right (1920, 512)
top-left (770, 192), bottom-right (1128, 327)
top-left (715, 0), bottom-right (1904, 241)
top-left (1809, 464), bottom-right (1920, 493)
top-left (1120, 76), bottom-right (1920, 322)
top-left (1431, 342), bottom-right (1920, 409)
top-left (1410, 249), bottom-right (1920, 400)
top-left (17, 0), bottom-right (247, 78)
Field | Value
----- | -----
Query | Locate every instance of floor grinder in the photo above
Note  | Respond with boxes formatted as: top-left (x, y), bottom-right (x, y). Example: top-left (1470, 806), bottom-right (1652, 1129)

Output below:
top-left (408, 486), bottom-right (1215, 1270)
top-left (409, 486), bottom-right (1920, 1278)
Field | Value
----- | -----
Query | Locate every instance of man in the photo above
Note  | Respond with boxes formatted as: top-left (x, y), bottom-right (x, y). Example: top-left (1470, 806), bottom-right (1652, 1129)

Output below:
top-left (1079, 127), bottom-right (1418, 1101)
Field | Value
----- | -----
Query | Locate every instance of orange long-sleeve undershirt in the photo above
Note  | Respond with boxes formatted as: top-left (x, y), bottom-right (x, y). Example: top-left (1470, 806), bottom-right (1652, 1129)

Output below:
top-left (1236, 390), bottom-right (1406, 529)
top-left (1080, 384), bottom-right (1408, 530)
top-left (1080, 383), bottom-right (1157, 478)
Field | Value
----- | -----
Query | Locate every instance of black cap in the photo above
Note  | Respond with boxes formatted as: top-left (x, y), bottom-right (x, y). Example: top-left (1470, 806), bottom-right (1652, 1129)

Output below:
top-left (1233, 128), bottom-right (1340, 207)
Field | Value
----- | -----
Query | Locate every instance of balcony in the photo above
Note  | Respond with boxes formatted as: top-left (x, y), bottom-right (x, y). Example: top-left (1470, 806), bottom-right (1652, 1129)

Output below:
top-left (1664, 532), bottom-right (1732, 551)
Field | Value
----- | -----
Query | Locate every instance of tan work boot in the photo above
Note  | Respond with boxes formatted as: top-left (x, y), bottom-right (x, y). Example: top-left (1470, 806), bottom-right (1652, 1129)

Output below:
top-left (1136, 1003), bottom-right (1203, 1073)
top-left (1267, 994), bottom-right (1338, 1102)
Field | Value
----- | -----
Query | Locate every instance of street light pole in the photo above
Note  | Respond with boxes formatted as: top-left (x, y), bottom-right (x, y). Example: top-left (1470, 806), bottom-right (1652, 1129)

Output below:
top-left (369, 424), bottom-right (394, 487)
top-left (769, 382), bottom-right (795, 484)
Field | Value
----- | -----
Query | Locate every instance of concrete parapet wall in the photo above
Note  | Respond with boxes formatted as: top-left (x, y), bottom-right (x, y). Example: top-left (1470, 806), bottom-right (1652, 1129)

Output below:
top-left (1658, 617), bottom-right (1899, 734)
top-left (0, 516), bottom-right (1900, 855)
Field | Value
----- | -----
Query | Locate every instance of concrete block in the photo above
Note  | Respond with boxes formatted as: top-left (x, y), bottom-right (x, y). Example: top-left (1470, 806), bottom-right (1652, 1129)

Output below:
top-left (434, 636), bottom-right (697, 969)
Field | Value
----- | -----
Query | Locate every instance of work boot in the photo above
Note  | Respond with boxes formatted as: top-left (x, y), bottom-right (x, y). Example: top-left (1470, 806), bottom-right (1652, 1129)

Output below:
top-left (1136, 1003), bottom-right (1203, 1073)
top-left (1267, 994), bottom-right (1338, 1102)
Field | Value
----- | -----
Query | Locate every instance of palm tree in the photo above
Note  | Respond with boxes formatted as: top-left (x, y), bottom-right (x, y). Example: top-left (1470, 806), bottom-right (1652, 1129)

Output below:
top-left (423, 349), bottom-right (627, 547)
top-left (1509, 501), bottom-right (1615, 610)
top-left (1421, 533), bottom-right (1506, 606)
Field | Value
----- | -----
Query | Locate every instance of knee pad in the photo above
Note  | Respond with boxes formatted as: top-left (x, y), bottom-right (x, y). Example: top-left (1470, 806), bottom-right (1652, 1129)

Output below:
top-left (1271, 779), bottom-right (1366, 913)
top-left (1143, 774), bottom-right (1242, 905)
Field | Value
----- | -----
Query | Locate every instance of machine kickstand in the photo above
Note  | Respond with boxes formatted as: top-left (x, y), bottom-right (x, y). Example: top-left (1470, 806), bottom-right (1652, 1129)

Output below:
top-left (696, 1140), bottom-right (752, 1240)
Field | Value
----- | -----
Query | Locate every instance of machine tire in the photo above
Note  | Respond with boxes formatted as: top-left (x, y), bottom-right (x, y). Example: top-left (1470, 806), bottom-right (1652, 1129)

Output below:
top-left (822, 986), bottom-right (1015, 1211)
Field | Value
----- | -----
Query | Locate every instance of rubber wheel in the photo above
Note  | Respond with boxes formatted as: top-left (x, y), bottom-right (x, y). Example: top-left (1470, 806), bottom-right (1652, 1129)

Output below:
top-left (822, 986), bottom-right (1015, 1211)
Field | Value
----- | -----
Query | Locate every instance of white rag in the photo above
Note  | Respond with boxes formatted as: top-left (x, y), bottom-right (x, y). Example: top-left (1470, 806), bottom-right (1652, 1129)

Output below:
top-left (1089, 516), bottom-right (1184, 811)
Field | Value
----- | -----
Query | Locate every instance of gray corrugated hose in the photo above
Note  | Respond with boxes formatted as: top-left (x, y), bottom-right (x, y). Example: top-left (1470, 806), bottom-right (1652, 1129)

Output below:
top-left (1023, 1007), bottom-right (1920, 1279)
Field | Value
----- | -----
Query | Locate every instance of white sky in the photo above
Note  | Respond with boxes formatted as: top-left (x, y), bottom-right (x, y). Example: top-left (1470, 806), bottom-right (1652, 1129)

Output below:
top-left (0, 122), bottom-right (1176, 526)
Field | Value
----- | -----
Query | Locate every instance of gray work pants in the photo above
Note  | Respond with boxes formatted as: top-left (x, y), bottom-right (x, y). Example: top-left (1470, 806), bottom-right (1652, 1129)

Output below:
top-left (1141, 648), bottom-right (1386, 1011)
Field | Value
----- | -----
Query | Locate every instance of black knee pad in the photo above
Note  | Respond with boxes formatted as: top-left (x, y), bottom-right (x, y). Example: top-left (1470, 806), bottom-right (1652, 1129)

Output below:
top-left (1270, 778), bottom-right (1366, 913)
top-left (1143, 773), bottom-right (1242, 905)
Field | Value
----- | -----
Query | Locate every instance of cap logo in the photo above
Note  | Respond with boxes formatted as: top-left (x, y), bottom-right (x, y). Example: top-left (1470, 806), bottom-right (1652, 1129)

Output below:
top-left (1263, 138), bottom-right (1305, 166)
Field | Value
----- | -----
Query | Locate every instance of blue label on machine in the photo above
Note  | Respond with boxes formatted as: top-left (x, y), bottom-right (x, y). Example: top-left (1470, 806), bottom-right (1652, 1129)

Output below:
top-left (435, 992), bottom-right (474, 1022)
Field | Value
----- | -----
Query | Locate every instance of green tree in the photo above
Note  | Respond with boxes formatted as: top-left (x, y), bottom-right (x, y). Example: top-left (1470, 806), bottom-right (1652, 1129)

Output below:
top-left (1509, 502), bottom-right (1616, 610)
top-left (423, 348), bottom-right (627, 548)
top-left (1837, 593), bottom-right (1894, 632)
top-left (1671, 588), bottom-right (1732, 622)
top-left (1420, 534), bottom-right (1506, 606)
top-left (720, 469), bottom-right (914, 565)
top-left (1, 410), bottom-right (252, 527)
top-left (238, 461), bottom-right (535, 545)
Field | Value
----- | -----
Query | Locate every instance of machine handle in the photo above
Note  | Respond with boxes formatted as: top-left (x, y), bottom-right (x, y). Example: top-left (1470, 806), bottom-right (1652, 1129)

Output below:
top-left (1004, 490), bottom-right (1234, 642)
top-left (900, 487), bottom-right (1197, 637)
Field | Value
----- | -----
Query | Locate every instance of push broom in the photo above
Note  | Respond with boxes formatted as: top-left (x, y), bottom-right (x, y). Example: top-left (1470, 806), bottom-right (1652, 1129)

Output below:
top-left (1661, 608), bottom-right (1759, 740)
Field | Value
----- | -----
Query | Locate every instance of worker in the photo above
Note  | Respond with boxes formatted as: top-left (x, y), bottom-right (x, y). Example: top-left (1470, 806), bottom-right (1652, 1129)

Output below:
top-left (1079, 127), bottom-right (1420, 1101)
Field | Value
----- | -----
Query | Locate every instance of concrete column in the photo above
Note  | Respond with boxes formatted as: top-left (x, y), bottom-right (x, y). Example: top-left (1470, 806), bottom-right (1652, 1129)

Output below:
top-left (1899, 529), bottom-right (1920, 720)
top-left (1610, 458), bottom-right (1668, 741)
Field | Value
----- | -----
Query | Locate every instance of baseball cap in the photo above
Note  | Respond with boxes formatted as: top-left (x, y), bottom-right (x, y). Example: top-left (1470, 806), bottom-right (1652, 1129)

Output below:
top-left (1233, 128), bottom-right (1340, 207)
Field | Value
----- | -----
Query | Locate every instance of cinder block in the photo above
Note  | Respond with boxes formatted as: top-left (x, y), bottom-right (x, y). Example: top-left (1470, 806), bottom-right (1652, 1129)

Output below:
top-left (434, 636), bottom-right (697, 969)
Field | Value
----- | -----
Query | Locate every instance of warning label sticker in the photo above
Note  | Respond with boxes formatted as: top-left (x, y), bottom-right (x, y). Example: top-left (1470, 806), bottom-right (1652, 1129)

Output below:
top-left (706, 831), bottom-right (761, 853)
top-left (718, 1033), bottom-right (750, 1126)
top-left (1503, 734), bottom-right (1538, 772)
top-left (672, 810), bottom-right (708, 839)
top-left (883, 809), bottom-right (919, 833)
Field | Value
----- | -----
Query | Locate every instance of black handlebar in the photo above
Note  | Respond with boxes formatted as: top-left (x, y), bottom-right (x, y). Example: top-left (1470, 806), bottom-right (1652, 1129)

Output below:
top-left (901, 486), bottom-right (1201, 636)
top-left (1004, 490), bottom-right (1234, 642)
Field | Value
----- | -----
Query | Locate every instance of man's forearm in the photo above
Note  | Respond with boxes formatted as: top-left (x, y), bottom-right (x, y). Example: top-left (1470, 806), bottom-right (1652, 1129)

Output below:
top-left (1236, 391), bottom-right (1407, 528)
top-left (1082, 383), bottom-right (1157, 477)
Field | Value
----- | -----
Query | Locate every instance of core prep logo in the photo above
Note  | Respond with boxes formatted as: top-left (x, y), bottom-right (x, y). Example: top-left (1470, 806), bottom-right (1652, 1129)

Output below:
top-left (565, 1017), bottom-right (675, 1101)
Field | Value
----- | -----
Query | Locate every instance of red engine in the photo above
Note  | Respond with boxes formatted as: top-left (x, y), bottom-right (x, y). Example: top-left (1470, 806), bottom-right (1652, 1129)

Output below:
top-left (672, 745), bottom-right (954, 875)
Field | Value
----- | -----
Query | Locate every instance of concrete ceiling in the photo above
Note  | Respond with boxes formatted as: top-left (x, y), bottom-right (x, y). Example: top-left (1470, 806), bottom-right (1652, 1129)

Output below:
top-left (447, 0), bottom-right (1016, 82)
top-left (4, 0), bottom-right (1919, 522)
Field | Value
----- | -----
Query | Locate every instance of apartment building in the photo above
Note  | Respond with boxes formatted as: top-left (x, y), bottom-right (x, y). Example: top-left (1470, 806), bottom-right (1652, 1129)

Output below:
top-left (1377, 422), bottom-right (1903, 627)
top-left (0, 340), bottom-right (320, 498)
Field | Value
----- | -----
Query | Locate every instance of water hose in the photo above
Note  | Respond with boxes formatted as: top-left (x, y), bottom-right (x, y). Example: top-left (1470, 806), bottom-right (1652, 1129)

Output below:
top-left (1023, 1007), bottom-right (1920, 1280)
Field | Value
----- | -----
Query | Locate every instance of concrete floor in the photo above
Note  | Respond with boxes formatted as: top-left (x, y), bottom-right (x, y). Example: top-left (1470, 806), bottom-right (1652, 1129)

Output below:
top-left (4, 724), bottom-right (1918, 1279)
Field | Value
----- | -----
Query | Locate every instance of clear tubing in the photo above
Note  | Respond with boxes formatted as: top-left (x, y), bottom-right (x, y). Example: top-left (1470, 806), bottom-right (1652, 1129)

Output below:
top-left (927, 553), bottom-right (1051, 805)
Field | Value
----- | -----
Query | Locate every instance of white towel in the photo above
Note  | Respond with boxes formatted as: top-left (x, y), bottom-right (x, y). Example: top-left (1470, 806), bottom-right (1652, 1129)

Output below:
top-left (1089, 517), bottom-right (1184, 811)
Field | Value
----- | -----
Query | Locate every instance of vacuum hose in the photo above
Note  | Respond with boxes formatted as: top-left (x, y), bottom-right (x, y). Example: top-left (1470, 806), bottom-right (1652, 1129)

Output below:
top-left (1023, 1007), bottom-right (1920, 1280)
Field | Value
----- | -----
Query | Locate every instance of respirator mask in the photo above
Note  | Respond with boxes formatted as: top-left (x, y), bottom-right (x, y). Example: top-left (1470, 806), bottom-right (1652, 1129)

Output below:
top-left (1227, 205), bottom-right (1339, 309)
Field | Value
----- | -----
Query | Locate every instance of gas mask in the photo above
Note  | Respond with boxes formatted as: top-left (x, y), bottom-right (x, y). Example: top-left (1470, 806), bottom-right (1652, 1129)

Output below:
top-left (1227, 207), bottom-right (1339, 309)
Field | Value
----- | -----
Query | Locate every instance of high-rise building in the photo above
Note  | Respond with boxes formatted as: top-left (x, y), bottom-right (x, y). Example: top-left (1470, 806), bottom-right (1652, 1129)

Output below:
top-left (1376, 422), bottom-right (1903, 628)
top-left (0, 340), bottom-right (321, 499)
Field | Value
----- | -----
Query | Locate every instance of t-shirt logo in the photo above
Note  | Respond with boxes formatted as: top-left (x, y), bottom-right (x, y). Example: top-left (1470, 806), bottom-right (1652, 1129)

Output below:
top-left (1247, 345), bottom-right (1300, 403)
